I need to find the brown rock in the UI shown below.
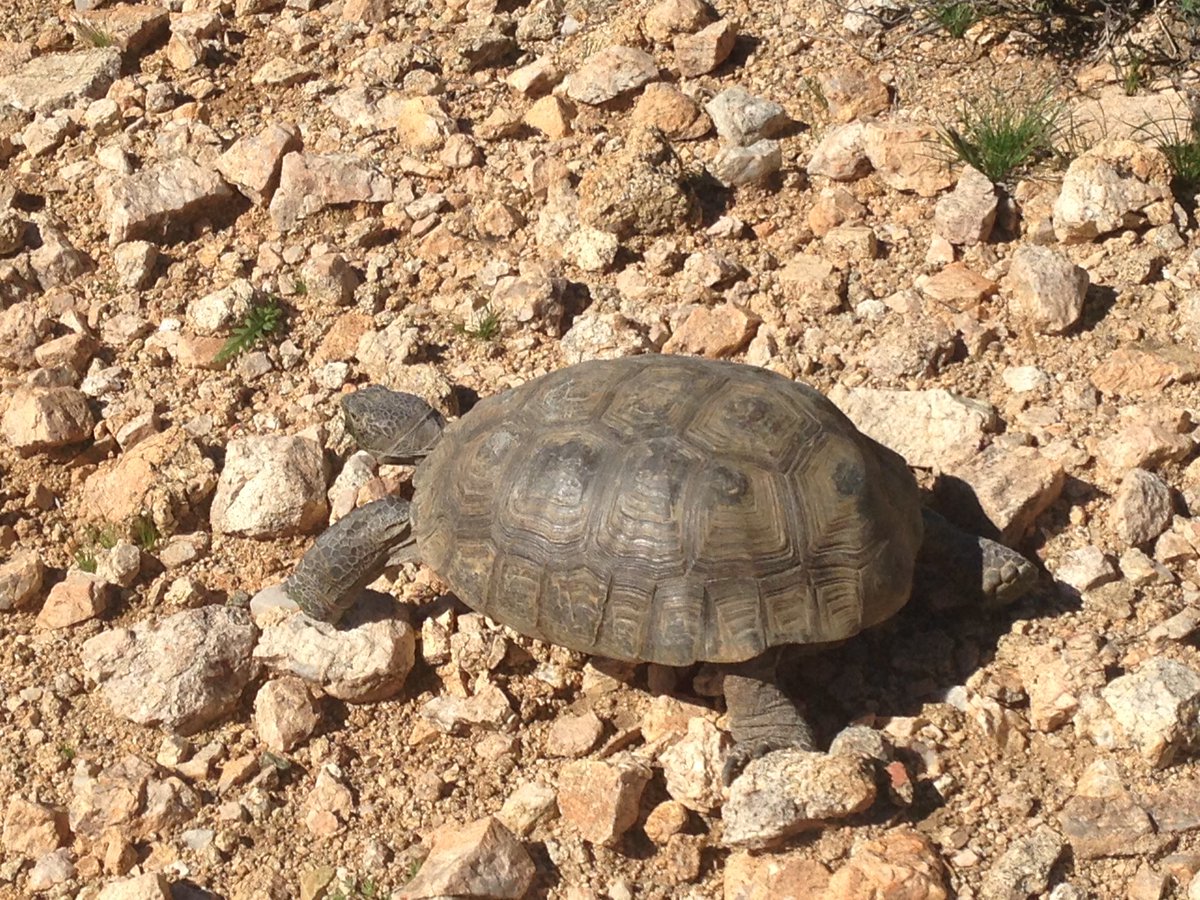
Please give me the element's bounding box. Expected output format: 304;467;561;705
1;798;69;859
545;710;604;758
643;800;690;844
566;46;658;105
920;262;997;309
315;311;374;364
724;851;832;899
778;253;846;314
936;445;1065;545
217;123;301;205
269;152;393;232
643;0;712;42
673;20;736;77
78;426;217;533
631;83;710;140
400;816;534;899
862;120;955;196
37;571;114;629
254;677;321;753
825;828;951;899
808;187;867;236
524;95;573;139
662;304;758;358
0;550;43;611
934;165;997;245
74;5;169;57
557;755;652;845
1004;244;1089;334
819;64;890;123
1060;784;1158;859
103;157;235;246
1091;344;1200;396
2;385;94;451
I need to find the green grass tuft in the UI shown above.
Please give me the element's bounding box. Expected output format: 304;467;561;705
931;1;983;37
214;298;285;366
74;547;98;573
131;514;160;552
1144;117;1200;198
72;21;116;48
937;86;1065;183
454;304;502;342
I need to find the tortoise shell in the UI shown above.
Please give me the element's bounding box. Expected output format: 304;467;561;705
412;355;923;666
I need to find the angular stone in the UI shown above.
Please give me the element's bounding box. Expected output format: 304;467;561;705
1059;763;1158;859
96;873;172;900
1004;245;1089;334
565;46;658;105
577;127;693;238
1103;658;1200;767
497;781;558;837
37;571;113;629
829;386;995;469
724;850;832;899
658;716;729;814
217;123;301;205
269;152;393;231
400;817;534;900
28;848;75;891
807;121;870;181
980;824;1066;899
818;63;890;123
936;445;1065;545
76;6;170;57
673;19;736;77
545;711;604;758
631;83;709;140
662;304;757;358
1054;546;1118;593
421;682;516;734
557;755;652;845
643;0;712;41
709;140;782;187
934;166;997;245
705;87;789;147
1;798;68;859
1092;344;1200;397
1111;468;1173;546
920;263;997;308
778;253;846;314
78;427;217;535
254;677;321;753
825;828;950;898
2;385;94;452
0;550;43;611
104;158;235;246
1054;140;1173;243
80;606;259;735
723;749;876;848
210;433;329;538
862;120;955;196
0;49;121;114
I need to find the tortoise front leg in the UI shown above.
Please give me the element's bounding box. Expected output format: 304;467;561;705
721;648;815;784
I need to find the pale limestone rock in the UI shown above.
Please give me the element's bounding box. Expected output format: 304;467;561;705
210;433;329;538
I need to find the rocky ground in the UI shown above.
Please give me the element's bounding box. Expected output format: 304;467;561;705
3;0;1200;897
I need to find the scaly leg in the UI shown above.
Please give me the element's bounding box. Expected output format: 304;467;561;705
721;648;815;784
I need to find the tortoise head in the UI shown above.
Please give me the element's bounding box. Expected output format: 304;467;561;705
342;385;446;465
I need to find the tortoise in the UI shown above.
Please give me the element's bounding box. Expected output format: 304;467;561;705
285;354;1035;777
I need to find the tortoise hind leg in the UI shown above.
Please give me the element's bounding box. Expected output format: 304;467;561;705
721;648;816;784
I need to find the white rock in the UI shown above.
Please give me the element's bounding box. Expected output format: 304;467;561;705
1111;468;1173;547
1103;658;1200;767
658;716;729;814
210;433;330;538
80;606;259;735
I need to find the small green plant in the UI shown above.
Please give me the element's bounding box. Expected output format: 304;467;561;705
214;298;285;366
1121;48;1146;96
58;744;76;761
801;74;829;114
1147;117;1200;198
72;20;116;48
131;514;160;552
83;522;120;551
74;547;98;574
292;278;308;296
1177;0;1200;20
329;878;382;900
454;304;502;342
937;86;1065;183
931;0;982;37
